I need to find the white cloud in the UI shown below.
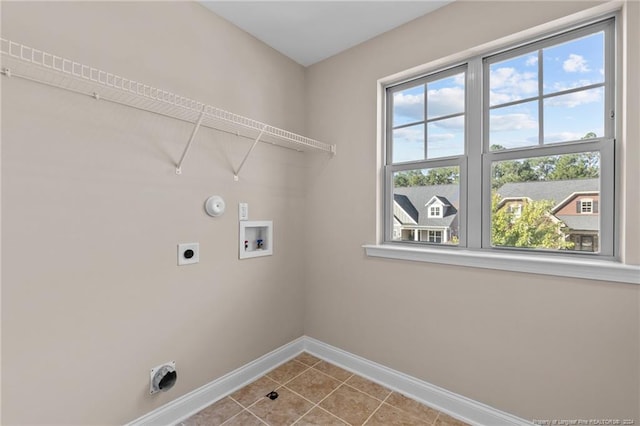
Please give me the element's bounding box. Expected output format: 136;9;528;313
427;133;454;143
489;67;538;105
546;88;602;108
426;87;465;118
429;115;464;130
525;55;538;66
551;79;595;92
393;92;423;122
563;54;590;73
543;132;588;143
490;113;537;132
393;126;423;144
453;73;465;86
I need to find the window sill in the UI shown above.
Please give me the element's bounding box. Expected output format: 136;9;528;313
362;244;640;285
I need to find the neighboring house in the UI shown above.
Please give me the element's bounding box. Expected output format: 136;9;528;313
497;179;599;252
393;178;599;251
393;184;459;243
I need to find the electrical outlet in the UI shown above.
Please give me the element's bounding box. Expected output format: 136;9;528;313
239;203;249;221
177;243;199;265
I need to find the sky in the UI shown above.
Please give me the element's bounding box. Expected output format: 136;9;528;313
391;31;605;164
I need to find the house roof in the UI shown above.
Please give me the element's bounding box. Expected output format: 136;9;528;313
556;215;600;231
393;194;419;223
497;179;599;205
427;195;451;207
394;185;459;227
393;179;600;232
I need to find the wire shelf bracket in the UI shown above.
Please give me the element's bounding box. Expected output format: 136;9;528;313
175;107;206;175
234;125;267;181
0;38;336;179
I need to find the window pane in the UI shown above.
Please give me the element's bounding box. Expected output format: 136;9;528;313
392;124;424;163
393;85;424;127
543;32;604;95
392;167;460;245
427;73;465;119
544;87;604;143
491;152;600;252
489;101;539;150
427;116;464;159
489;53;539;107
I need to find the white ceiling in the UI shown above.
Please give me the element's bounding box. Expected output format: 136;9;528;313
199;1;452;66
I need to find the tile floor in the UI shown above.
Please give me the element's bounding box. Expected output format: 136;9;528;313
181;352;470;426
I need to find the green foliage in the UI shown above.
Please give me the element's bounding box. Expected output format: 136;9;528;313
394;167;459;187
491;152;600;189
491;193;574;250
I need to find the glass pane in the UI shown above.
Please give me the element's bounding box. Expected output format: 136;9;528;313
392;167;460;245
491;152;600;252
427;116;464;159
489;101;539;150
543;32;604;95
393;85;424;127
544;87;604;143
392;124;424;163
427;73;465;119
489;53;539;107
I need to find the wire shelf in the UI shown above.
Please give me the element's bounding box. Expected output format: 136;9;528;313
1;38;336;172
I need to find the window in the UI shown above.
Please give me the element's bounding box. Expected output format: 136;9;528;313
428;230;443;243
580;199;594;213
385;18;615;257
507;203;522;218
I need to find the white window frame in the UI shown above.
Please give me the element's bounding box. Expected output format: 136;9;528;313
580;199;594;213
384;64;468;247
366;7;640;285
480;19;615;257
428;205;442;218
428;230;443;243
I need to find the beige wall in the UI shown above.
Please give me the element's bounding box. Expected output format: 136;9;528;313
304;0;640;422
1;2;308;424
2;1;639;425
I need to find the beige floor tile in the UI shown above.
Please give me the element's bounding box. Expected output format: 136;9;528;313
346;375;392;401
364;403;431;425
230;376;280;408
313;361;353;382
249;387;314;426
266;360;309;384
434;412;471;426
319;384;382;425
222;410;266;426
294;407;348;425
294;352;322;367
286;368;341;403
180;397;243;426
385;392;439;424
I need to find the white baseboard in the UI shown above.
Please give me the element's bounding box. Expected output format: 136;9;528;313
127;337;306;426
302;337;532;426
127;336;532;426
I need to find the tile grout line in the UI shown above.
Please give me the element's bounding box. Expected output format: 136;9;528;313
231;356;336;426
361;391;392;426
222;395;270;426
287;374;356;426
266;359;312;387
218;407;269;426
191;354;453;426
286;384;352;426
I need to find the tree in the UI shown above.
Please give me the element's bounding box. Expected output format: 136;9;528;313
394;167;459;187
491;193;574;250
546;152;599;181
490;139;599;189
